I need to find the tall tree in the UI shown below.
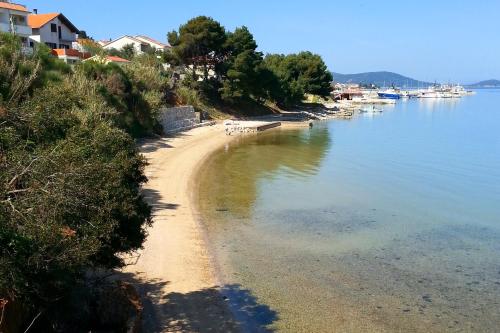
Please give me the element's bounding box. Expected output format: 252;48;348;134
220;26;264;102
168;16;227;80
293;51;333;97
263;52;333;106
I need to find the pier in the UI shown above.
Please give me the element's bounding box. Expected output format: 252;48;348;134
224;120;282;135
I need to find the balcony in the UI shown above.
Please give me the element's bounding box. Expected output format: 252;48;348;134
13;24;31;36
0;22;32;36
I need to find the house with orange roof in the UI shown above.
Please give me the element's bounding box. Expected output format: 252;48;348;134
28;11;79;49
51;48;91;64
0;1;32;46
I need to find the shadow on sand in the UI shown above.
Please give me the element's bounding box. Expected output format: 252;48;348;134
142;188;180;212
116;272;278;333
138;132;192;154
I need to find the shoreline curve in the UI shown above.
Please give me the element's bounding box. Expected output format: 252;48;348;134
122;124;240;332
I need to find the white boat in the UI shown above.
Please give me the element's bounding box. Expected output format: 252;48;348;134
440;92;454;98
419;91;440;98
418;87;441;98
450;85;467;96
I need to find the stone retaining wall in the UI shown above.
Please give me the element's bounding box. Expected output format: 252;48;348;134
158;106;198;134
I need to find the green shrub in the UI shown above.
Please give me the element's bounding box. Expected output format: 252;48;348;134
0;32;151;330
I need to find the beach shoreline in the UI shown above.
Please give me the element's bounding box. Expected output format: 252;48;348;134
121;121;312;331
121;124;241;332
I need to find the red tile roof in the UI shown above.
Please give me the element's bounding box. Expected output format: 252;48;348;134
28;13;59;28
51;48;91;59
0;2;28;12
28;13;79;32
107;56;130;63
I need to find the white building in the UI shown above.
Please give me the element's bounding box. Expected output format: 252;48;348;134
0;1;32;46
134;35;170;52
28;12;79;49
102;35;170;54
102;35;148;54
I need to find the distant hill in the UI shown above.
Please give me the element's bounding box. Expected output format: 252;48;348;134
332;71;434;88
466;79;500;88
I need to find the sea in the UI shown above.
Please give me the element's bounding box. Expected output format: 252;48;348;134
197;90;500;332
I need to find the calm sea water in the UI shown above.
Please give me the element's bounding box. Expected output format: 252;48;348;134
197;90;500;332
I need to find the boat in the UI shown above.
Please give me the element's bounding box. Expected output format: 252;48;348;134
419;91;440;98
442;92;455;98
418;87;441;98
378;89;401;99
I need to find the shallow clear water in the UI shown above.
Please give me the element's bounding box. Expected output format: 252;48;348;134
197;90;500;332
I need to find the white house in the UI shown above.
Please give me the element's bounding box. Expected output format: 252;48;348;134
102;35;148;54
0;1;32;46
28;12;79;49
134;35;170;52
102;35;170;54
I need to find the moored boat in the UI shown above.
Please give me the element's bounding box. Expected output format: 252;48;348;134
378;89;401;99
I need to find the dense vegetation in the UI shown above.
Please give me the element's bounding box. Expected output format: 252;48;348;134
77;55;168;136
0;33;153;331
168;16;333;108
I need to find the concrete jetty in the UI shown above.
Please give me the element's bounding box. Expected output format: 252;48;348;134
223;120;282;135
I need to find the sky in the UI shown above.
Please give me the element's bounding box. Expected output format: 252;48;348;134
21;0;500;83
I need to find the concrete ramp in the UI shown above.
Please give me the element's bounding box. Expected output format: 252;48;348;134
223;120;281;135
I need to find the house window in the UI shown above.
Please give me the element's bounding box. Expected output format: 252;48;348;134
45;42;57;49
51;23;57;32
32;28;40;34
58;26;62;39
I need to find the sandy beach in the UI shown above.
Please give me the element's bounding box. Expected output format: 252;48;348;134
121;124;240;332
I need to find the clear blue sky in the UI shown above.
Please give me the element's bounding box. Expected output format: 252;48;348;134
21;0;500;83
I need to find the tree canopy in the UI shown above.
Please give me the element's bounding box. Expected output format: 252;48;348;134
168;16;227;80
220;26;264;102
168;16;333;107
262;52;333;106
